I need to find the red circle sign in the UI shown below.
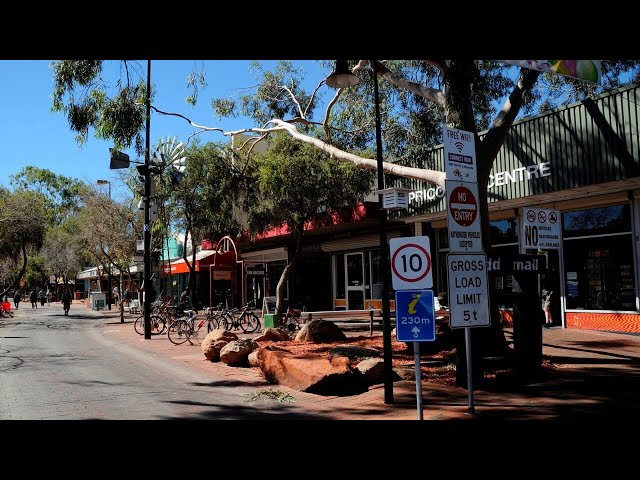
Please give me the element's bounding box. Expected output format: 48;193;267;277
449;186;477;227
391;243;431;283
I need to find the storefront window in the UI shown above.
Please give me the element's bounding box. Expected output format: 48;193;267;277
563;205;636;311
490;218;519;245
563;204;630;237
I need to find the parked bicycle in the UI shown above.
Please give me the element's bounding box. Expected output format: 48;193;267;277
281;306;303;334
215;301;261;334
167;310;209;345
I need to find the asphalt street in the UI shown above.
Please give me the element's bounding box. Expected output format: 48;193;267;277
0;301;330;420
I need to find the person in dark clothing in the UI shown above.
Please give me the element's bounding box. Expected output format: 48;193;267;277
30;289;38;309
13;291;21;309
61;289;72;316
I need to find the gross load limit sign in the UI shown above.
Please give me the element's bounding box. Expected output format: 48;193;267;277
446;253;490;328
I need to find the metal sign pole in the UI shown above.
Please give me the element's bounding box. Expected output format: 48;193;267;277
465;327;475;413
413;341;424;420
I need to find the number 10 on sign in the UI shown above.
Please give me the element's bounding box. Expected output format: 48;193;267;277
389;236;433;290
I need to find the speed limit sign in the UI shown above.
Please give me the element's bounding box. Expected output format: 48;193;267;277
389;236;433;290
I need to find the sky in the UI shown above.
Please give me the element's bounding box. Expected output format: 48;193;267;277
0;60;330;199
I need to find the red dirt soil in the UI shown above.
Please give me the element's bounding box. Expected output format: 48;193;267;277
256;335;460;386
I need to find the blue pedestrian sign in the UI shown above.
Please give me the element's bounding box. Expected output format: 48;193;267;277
395;290;436;342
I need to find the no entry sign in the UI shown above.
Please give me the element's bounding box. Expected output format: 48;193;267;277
389;236;433;290
445;180;482;253
449;184;477;226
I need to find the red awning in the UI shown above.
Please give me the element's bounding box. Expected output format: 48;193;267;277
161;249;237;275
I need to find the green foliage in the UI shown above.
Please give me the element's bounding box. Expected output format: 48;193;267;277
243;388;296;403
24;255;47;289
0;188;47;258
245;133;374;236
51;60;148;155
9;166;87;225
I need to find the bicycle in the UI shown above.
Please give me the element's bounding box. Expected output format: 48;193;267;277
281;306;303;334
133;313;167;336
221;301;261;334
167;310;211;345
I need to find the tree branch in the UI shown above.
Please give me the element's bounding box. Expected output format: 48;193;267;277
281;84;304;118
303;80;325;118
152;108;446;187
423;59;446;73
371;60;445;106
323;88;343;143
481;68;541;170
269;119;446;187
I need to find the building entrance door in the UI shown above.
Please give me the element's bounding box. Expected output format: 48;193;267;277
346;252;365;310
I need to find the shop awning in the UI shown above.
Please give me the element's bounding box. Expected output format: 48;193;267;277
161;249;237;275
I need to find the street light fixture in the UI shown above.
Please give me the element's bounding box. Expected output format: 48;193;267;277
326;59;394;404
96;179;111;199
325;60;360;88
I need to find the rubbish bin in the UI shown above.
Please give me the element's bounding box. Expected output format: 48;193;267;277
91;292;106;311
263;314;278;329
75;292;83;301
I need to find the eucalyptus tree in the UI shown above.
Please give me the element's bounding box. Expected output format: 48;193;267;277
39;220;86;298
0;187;47;298
152;140;240;306
10;166;88;226
75;185;139;307
244;133;374;318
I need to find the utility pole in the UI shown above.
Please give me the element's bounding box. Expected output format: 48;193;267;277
143;59;152;339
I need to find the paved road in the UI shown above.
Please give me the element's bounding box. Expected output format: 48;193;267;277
0;302;329;420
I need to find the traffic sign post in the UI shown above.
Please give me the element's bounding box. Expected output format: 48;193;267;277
520;207;562;252
390;237;434;421
445;180;483;253
447;252;490;415
395;289;435;422
446;253;490;328
394;290;436;342
443;126;477;182
389;236;433;290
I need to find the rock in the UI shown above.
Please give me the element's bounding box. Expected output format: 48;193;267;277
294;319;346;343
258;346;368;396
220;339;258;367
247;350;260;367
254;327;291;343
201;329;238;362
357;358;401;385
328;345;381;362
393;367;418;381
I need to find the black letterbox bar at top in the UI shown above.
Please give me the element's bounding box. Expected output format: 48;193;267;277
485;254;546;274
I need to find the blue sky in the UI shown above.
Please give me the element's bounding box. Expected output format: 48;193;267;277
0;60;329;198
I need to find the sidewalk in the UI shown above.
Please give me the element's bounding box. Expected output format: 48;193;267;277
77;304;640;420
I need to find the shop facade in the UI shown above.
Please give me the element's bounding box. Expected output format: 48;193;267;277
212;84;640;333
394;84;640;332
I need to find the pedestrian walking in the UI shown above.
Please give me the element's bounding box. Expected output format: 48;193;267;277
61;289;72;316
30;289;38;309
46;289;52;306
13;291;21;309
39;288;46;307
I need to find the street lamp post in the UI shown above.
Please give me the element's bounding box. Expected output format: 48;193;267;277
326;60;394;404
143;59;152;340
96;179;113;311
372;60;394;405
